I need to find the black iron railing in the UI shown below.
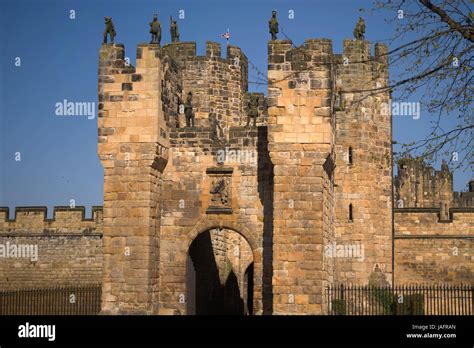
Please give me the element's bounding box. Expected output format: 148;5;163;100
0;284;101;315
327;284;473;315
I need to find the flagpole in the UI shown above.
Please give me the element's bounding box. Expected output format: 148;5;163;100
221;28;230;47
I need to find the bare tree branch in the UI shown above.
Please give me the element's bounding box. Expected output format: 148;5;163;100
418;0;474;42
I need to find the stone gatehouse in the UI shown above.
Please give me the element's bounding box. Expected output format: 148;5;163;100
0;35;472;315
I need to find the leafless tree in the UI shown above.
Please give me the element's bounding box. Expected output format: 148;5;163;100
368;0;473;174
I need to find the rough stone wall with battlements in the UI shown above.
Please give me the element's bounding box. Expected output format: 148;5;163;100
393;159;473;285
395;159;453;213
0;207;103;288
395;158;473;212
162;42;250;132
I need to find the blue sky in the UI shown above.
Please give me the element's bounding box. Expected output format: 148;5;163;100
0;0;471;218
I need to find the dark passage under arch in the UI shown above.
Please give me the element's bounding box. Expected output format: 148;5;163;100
186;229;254;315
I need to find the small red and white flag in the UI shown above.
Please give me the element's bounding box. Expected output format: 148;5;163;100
221;28;230;43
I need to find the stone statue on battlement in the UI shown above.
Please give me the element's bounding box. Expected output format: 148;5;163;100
269;10;279;41
441;160;450;173
150;14;162;45
170;16;180;43
103;17;116;44
247;95;259;127
334;88;345;111
353;17;366;40
184;92;195;127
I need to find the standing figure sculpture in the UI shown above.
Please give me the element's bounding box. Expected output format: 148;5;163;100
149;14;161;45
353;17;366;40
269;10;279;40
247;95;259;127
334;88;345;111
103;17;116;44
184;92;195;127
170;16;180;42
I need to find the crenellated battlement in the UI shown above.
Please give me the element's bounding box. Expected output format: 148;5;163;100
162;41;197;59
454;181;474;207
99;41;250;151
0;206;103;234
163;41;249;129
268;39;388;69
161;41;248;65
0;206;103;288
395;157;473;220
395;158;453;210
267;38;389;121
394;207;474;237
394;207;474;225
268;39;332;59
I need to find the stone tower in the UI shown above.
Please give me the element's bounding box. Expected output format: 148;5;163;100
332;40;393;285
267;39;336;314
267;37;392;313
98;44;171;313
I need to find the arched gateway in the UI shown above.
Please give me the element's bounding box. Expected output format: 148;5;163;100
187;228;254;315
157;217;266;315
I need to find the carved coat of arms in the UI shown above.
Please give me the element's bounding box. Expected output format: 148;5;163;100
206;167;233;214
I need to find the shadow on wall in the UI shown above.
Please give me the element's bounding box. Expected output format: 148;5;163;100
257;126;274;314
187;230;252;315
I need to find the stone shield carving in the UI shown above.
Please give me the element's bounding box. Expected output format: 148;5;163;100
206;167;233;214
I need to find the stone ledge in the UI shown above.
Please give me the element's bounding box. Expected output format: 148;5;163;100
394;234;474;240
205;207;233;214
206;166;233;175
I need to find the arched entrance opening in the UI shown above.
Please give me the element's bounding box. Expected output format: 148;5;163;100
186;228;254;315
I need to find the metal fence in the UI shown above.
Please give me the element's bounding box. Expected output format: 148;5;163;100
0;284;102;315
327;284;473;315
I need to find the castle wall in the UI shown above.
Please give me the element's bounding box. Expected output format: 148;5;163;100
394;208;474;284
333;40;393;285
0;207;103;287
